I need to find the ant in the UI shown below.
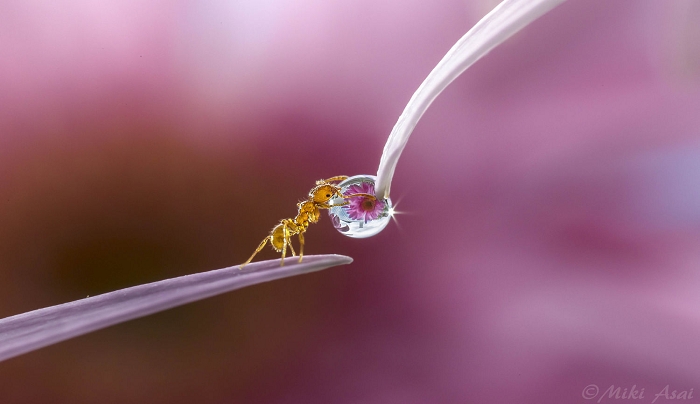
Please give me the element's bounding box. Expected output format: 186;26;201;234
241;176;376;267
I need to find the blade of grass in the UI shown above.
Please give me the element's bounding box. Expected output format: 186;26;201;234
0;254;352;362
374;0;567;198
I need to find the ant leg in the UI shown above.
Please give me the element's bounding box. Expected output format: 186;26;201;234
298;231;305;263
342;192;376;201
280;225;289;266
283;220;297;257
288;238;297;257
322;176;348;183
328;192;378;208
241;237;270;268
283;221;296;259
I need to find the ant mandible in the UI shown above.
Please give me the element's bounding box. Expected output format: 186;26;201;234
241;176;376;267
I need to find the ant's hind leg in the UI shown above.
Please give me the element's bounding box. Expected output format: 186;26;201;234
241;237;270;268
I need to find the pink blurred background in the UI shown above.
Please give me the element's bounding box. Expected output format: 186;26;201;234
1;0;700;403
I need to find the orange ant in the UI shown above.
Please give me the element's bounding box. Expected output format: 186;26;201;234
241;176;376;267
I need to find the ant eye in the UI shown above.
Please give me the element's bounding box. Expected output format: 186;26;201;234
326;194;331;198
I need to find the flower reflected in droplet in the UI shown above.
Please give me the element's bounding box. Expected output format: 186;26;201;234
343;182;386;223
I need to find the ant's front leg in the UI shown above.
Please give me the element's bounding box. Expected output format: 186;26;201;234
327;193;377;208
342;193;377;201
315;202;334;209
327;200;349;207
317;176;348;185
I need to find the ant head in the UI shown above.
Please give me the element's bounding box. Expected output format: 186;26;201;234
310;184;339;203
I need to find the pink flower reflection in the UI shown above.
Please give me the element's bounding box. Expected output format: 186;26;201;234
343;182;385;223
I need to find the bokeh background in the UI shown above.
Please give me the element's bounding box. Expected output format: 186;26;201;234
2;0;700;403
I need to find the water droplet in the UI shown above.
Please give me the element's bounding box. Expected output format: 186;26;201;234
328;175;393;238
